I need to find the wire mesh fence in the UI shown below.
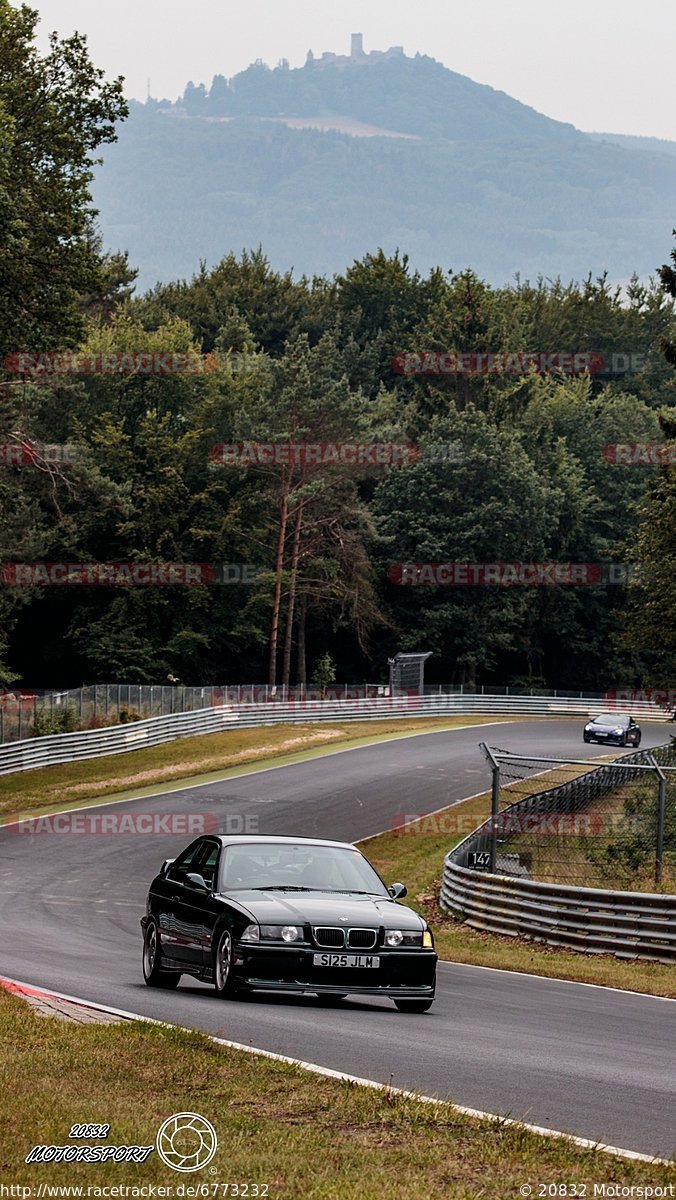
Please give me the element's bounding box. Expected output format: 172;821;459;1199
461;742;676;892
0;683;396;743
1;682;671;744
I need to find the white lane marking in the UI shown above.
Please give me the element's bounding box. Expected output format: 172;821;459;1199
0;720;516;830
0;975;668;1165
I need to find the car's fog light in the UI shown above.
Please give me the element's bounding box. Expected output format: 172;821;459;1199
281;925;302;942
385;930;404;946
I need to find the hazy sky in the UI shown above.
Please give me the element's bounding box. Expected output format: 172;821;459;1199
32;0;676;140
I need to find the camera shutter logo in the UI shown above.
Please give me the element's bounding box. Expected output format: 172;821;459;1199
156;1112;217;1172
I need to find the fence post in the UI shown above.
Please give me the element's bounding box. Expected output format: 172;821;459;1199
656;776;667;887
479;742;501;872
645;753;667;887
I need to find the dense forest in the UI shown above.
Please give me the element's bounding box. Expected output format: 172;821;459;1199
1;2;675;692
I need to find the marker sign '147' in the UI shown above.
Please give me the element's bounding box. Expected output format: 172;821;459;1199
467;851;491;870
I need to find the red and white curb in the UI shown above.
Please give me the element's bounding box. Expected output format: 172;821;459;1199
2;976;670;1166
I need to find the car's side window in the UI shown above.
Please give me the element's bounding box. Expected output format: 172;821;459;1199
167;840;205;882
195;841;220;890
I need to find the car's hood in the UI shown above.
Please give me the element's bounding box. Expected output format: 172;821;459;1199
587;721;626;732
218;889;424;930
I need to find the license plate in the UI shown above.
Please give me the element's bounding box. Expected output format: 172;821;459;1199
313;953;380;969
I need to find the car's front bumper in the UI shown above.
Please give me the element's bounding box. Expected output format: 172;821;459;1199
233;944;437;996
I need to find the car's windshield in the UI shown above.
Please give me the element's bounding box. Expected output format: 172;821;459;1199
593;714;629;726
219;843;389;896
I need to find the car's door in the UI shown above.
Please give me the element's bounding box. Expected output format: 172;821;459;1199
193;839;224;968
164;839;214;967
153;839;203;964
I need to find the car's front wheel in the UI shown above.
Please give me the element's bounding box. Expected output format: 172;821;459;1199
634;733;642;746
394;998;434;1013
143;919;180;988
213;928;241;998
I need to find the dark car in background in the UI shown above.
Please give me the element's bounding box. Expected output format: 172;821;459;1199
141;835;437;1012
583;713;641;747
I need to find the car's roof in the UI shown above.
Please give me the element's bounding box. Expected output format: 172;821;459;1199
212;835;358;850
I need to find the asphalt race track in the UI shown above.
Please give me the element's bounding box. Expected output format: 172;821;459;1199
0;719;674;1157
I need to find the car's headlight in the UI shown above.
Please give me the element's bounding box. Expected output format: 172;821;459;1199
422;930;434;949
259;924;304;942
614;728;624;736
240;924;260;942
384;929;425;947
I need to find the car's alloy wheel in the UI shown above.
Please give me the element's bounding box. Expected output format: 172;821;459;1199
214;929;240;998
143;920;180;988
394;998;434;1013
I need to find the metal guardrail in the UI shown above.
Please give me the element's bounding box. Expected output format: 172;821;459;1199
0;691;671;777
440;743;676;961
440;868;676;961
0;681;672;744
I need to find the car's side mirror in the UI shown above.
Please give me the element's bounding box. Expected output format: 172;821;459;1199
388;882;407;900
160;858;175;877
186;872;209;891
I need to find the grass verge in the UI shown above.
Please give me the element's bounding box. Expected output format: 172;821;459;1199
361;797;676;997
0;715;510;821
0;987;672;1196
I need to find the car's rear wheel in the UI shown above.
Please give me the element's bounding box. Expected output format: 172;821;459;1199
143;919;181;988
214;928;241;998
394;998;434;1013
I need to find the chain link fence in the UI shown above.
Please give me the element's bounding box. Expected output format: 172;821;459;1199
0;683;396;742
459;742;676;892
1;683;671;744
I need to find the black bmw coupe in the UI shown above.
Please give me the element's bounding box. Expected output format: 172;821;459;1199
141;835;437;1011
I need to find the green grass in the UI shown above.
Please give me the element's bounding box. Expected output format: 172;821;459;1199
361;799;676;997
1;988;672;1196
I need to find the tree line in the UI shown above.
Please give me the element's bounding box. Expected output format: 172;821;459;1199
1;2;674;690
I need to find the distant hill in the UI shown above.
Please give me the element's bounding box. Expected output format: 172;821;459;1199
588;131;676;158
92;47;676;291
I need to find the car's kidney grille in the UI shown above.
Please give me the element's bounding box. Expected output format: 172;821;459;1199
347;928;377;949
313;927;345;948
